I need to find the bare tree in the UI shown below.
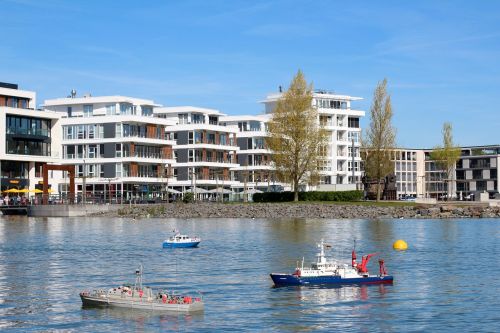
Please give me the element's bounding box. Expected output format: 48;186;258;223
362;78;396;201
266;70;327;201
430;122;460;200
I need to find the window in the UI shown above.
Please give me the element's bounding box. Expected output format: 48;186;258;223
87;164;95;178
87;145;96;158
188;132;194;144
194;131;203;144
65;126;74;140
116;123;122;138
192;114;204;124
116;163;122;177
348;117;359;128
209;116;218;125
207;133;215;144
179;113;188;124
220;134;227;145
88;125;95;139
83;105;93;117
77;125;84;139
119;103;133;115
115;144;122;157
238;122;247;131
67;107;72;118
106;104;116;115
348;131;360;143
142;106;152;116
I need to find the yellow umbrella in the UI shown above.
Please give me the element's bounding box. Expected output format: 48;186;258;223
30;189;53;193
18;189;30;193
3;188;19;193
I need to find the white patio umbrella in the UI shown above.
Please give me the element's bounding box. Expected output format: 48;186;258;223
186;187;209;194
208;188;233;194
246;188;263;194
166;188;181;194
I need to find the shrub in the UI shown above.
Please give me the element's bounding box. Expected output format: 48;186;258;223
183;192;194;203
253;190;363;202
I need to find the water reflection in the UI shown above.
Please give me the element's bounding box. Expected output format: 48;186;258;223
81;306;204;331
0;217;498;332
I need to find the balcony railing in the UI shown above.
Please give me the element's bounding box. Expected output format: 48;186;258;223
190;157;236;164
123;133;170;140
7;148;51;156
7;127;50;137
122;151;173;159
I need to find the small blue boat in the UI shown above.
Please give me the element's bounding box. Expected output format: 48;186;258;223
162;232;201;248
270;240;393;287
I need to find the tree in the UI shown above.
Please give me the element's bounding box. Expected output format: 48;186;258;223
430;122;460;200
266;70;327;201
362;78;396;201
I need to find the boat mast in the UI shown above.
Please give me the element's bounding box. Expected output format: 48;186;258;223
135;264;143;292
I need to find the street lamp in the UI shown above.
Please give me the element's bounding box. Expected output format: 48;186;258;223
104;178;116;204
191;169;196;201
82;158;86;205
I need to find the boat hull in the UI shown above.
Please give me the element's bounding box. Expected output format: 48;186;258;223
270;273;394;287
80;294;204;312
162;241;200;248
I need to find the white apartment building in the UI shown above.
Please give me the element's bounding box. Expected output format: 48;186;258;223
154;106;240;194
262;90;365;191
220;114;288;192
43;94;176;202
0;82;61;196
392;149;426;199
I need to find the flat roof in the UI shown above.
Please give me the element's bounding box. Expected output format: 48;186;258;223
43;95;159;107
154;106;225;116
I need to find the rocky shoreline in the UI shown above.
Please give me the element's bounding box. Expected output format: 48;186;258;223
91;202;500;219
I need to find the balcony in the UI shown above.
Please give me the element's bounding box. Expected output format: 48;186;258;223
189;157;236;164
7;127;50;138
7;148;51;156
122;151;173;160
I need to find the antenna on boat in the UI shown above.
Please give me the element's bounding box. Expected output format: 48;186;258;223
135;264;143;291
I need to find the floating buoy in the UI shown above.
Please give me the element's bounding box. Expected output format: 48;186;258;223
393;239;408;251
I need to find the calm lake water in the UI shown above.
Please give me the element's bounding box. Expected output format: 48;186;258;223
0;216;498;332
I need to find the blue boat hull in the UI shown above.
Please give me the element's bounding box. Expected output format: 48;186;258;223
162;241;200;248
270;273;393;287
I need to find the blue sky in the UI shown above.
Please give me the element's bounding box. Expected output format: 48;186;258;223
1;0;500;148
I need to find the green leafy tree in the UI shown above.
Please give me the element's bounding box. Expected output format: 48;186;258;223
266;70;327;201
430;122;461;199
362;78;397;201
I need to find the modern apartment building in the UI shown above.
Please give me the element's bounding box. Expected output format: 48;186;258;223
0;82;61;194
220;114;286;192
43;94;176;202
262;90;365;191
391;149;426;199
154;106;240;193
455;145;499;198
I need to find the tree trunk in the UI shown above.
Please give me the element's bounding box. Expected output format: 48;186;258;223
376;179;381;202
294;178;299;202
